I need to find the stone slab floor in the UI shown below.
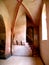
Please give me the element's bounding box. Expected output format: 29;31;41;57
0;56;43;65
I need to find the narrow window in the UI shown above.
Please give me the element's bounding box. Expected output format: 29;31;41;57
42;3;47;40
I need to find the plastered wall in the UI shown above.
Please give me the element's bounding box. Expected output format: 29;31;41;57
0;1;11;55
39;1;49;65
13;5;26;44
0;0;26;56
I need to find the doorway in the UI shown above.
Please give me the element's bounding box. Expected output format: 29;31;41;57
26;26;34;46
0;15;6;58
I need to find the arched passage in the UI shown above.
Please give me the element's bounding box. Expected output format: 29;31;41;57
0;15;6;58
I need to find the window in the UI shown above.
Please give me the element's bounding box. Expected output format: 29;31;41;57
42;3;47;40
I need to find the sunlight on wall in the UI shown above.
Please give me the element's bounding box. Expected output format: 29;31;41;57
42;3;47;40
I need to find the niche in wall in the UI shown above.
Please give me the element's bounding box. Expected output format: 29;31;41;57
0;15;6;56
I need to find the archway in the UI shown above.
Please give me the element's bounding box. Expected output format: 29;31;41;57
26;15;40;56
0;15;6;58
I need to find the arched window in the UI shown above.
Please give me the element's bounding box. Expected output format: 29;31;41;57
42;3;47;40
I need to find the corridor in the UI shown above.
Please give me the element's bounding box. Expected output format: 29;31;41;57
0;0;49;65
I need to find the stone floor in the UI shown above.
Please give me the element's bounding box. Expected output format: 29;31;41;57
12;43;32;56
0;56;43;65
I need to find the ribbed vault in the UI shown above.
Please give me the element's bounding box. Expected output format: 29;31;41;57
11;0;43;32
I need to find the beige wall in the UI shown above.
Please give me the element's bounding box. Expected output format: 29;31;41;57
0;1;11;55
23;0;42;25
39;20;49;65
39;1;49;65
34;27;39;47
0;0;26;56
3;0;18;22
3;0;26;44
13;5;26;44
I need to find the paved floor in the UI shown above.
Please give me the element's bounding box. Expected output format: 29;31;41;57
12;43;32;56
0;56;43;65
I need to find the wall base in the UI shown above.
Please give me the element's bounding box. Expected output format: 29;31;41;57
0;53;11;59
40;56;45;65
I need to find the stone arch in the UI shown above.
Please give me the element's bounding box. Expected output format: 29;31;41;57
0;14;6;57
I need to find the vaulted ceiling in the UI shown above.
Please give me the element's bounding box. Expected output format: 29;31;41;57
3;0;43;30
22;0;42;25
16;0;43;26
